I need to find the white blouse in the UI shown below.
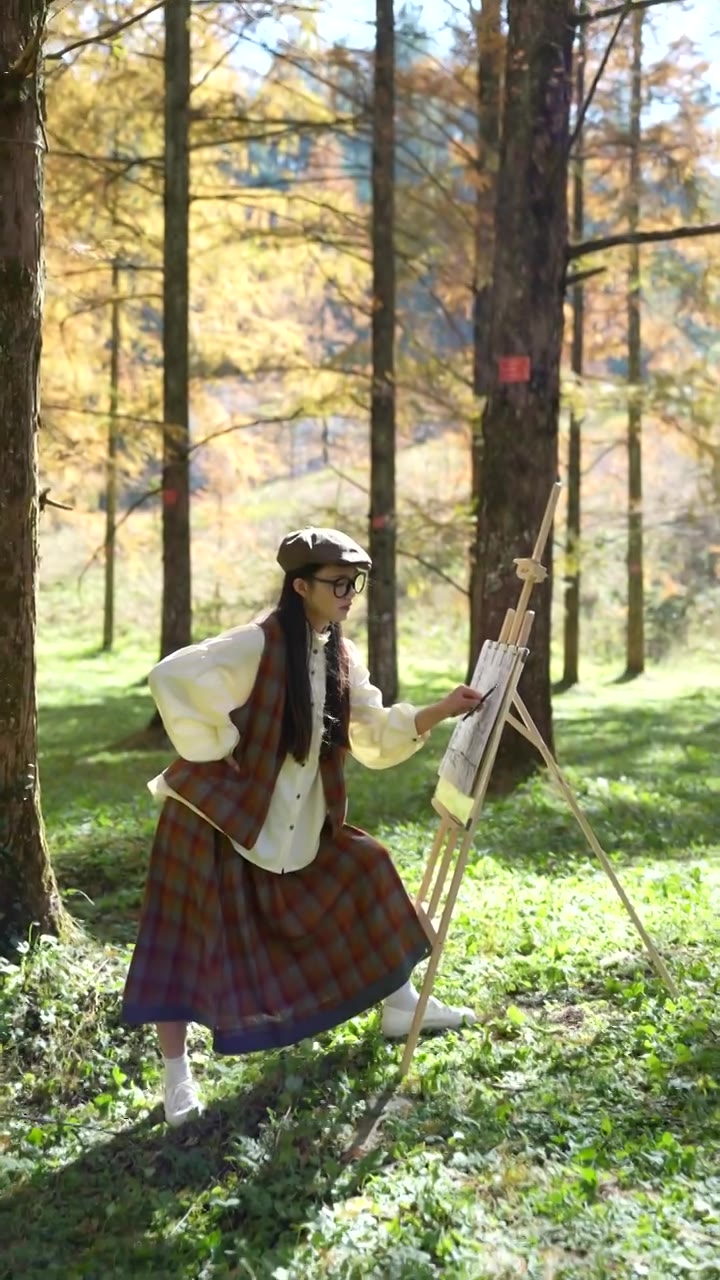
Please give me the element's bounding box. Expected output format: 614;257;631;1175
147;622;428;874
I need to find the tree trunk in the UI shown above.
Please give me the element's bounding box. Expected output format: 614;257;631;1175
160;0;191;661
625;9;645;677
468;0;502;677
367;0;397;703
562;13;586;689
102;257;121;653
0;1;64;950
475;0;574;780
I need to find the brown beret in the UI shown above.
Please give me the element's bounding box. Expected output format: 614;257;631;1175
277;526;372;574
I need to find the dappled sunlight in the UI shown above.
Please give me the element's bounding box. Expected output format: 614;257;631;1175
2;622;716;1275
3;0;720;1272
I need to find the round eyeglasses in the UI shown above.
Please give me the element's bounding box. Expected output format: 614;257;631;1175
309;571;367;599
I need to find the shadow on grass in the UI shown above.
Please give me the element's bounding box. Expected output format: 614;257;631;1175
2;1001;719;1280
42;681;720;948
40;687;157;754
40;693;170;820
555;690;720;777
0;1038;486;1280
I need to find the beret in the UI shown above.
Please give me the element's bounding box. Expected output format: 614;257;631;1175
277;526;372;574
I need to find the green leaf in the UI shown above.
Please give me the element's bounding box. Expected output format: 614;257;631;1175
505;1005;526;1026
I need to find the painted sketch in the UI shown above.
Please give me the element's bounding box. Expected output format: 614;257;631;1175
434;640;527;823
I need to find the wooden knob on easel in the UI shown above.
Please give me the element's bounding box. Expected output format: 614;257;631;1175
513;557;548;584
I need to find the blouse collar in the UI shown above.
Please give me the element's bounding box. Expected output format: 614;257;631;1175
307;623;331;648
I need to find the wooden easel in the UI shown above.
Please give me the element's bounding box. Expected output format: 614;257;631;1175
400;481;677;1078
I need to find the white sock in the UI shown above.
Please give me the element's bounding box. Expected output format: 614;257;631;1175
163;1052;191;1089
383;979;419;1012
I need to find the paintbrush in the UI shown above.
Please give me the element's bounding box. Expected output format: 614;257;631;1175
461;684;497;721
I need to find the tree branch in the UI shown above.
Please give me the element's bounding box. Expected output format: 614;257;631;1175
78;485;163;584
565;266;606;288
569;0;630;153
46;1;165;61
396;547;469;597
44;402;163;428
568;222;720;259
326;464;468;595
39;487;73;514
190;409;305;453
573;0;683;24
76;410;310;583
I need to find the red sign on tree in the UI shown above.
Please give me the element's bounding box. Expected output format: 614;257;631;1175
498;355;531;384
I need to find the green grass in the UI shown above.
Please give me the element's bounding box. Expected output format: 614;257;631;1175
2;620;720;1278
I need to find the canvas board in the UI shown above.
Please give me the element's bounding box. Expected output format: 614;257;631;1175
434;641;527;823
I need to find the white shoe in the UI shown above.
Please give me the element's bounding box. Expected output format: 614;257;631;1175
164;1077;204;1127
381;994;477;1039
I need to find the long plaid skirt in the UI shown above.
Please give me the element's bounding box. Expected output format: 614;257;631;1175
122;799;432;1054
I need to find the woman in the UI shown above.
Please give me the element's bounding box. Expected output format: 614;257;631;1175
123;526;482;1126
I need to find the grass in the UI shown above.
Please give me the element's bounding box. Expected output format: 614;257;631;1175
2;613;720;1278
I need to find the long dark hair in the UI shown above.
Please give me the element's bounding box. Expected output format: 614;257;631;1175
276;568;350;763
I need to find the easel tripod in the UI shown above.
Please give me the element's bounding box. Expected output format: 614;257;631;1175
400;482;676;1078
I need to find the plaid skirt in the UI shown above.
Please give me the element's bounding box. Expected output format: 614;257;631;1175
122;799;432;1054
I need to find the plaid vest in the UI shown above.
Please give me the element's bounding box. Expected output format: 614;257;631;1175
162;612;349;848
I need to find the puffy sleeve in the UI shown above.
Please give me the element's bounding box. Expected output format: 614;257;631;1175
148;623;264;761
346;639;429;770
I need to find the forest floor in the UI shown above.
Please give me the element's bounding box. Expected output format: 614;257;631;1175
2;622;720;1279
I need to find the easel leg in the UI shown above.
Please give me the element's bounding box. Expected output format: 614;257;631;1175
400;655;528;1078
415;818;449;908
509;694;677;996
427;828;460;917
400;830;475;1078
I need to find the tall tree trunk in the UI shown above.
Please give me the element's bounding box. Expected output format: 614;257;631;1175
475;0;574;780
367;0;397;703
0;1;64;949
102;256;120;653
625;9;645;677
562;12;586;689
160;0;191;661
468;0;502;677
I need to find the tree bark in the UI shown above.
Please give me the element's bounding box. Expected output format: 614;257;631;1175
468;0;502;678
562;12;586;690
475;0;575;779
0;0;64;949
368;0;397;702
160;0;191;661
625;8;645;676
103;257;120;653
